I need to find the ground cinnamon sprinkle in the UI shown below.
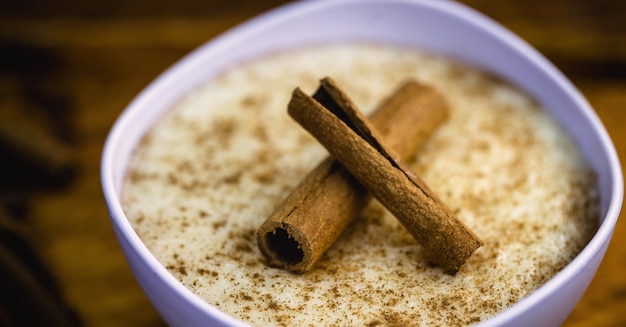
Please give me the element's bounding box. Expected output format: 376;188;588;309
122;44;598;326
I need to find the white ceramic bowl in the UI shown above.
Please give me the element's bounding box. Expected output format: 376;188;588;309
101;0;623;326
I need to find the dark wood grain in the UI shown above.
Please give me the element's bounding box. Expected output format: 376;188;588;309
0;0;623;326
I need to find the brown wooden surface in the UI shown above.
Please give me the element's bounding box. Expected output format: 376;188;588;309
0;0;624;326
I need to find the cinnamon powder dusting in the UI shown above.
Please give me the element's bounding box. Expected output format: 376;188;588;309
121;45;598;326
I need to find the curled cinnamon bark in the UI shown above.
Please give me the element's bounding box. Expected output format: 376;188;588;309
257;79;454;273
285;77;482;274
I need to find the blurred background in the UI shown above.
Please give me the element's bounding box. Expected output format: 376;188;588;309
0;0;624;326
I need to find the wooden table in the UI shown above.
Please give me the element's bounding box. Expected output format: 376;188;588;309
0;0;623;326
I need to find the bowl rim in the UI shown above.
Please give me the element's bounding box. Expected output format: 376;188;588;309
101;0;624;326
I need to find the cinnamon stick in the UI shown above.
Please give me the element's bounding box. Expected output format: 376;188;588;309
287;77;482;274
257;80;450;273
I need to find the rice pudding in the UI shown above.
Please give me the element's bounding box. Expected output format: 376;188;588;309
121;44;598;326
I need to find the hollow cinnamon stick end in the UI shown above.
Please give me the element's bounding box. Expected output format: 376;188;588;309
257;221;314;274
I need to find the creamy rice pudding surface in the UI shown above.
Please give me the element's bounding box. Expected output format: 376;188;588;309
121;45;598;326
